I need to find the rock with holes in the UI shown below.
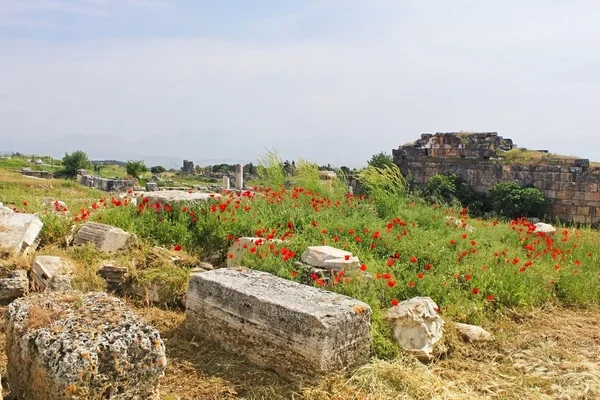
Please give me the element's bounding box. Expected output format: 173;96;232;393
226;237;282;267
300;246;360;271
185;267;372;378
0;269;29;304
385;297;445;361
0;210;43;257
455;323;492;342
73;222;131;253
4;291;166;400
31;256;74;291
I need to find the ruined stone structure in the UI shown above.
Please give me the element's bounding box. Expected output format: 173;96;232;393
393;132;600;225
182;160;194;175
77;173;135;192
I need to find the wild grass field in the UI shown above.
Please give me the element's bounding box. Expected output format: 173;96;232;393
1;157;600;399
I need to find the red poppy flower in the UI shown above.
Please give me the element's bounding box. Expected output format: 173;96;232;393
344;255;350;261
417;272;424;279
359;264;367;271
290;271;297;278
387;280;396;288
408;281;415;288
391;299;399;306
410;256;417;263
173;245;182;251
425;264;432;270
472;288;479;295
487;294;494;302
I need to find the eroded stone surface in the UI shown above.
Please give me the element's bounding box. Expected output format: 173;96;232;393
185;267;372;378
73;222;131;253
5;291;166;400
385;297;445;361
0;269;29;304
0;211;43;256
97;264;129;291
301;246;360;271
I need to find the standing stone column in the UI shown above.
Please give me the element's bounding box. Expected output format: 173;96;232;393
235;164;244;190
222;176;230;190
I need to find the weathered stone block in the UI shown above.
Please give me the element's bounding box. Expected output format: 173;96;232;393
0;211;43;256
301;246;360;271
185;268;372;378
31;256;74;291
5;291;166;400
0;270;29;304
585;192;600;202
571;191;585;201
73;222;131;253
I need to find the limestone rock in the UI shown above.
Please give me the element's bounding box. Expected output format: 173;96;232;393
301;245;360;271
185;267;372;378
73;222;131;253
5;291;166;400
0;270;29;304
0;211;43;256
31;256;74;291
226;237;282;267
42;197;69;213
534;222;556;233
455;323;492;342
385;297;445;361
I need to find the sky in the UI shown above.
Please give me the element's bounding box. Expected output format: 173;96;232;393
1;0;599;168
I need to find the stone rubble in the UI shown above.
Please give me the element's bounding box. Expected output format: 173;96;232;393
5;291;166;400
385;297;445;361
534;222;557;233
97;264;129;291
185;267;372;378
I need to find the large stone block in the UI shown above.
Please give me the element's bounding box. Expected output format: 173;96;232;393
73;222;131;253
5;291;166;400
31;256;74;291
0;270;29;304
185;268;372;378
0;211;43;256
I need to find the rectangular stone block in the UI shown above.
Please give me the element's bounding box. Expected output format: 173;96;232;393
556;191;568;200
571;191;585;201
587;183;598;192
31;256;74;290
577;207;591;216
185;268;372;378
585;192;600;202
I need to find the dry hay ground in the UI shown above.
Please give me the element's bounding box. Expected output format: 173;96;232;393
0;304;598;399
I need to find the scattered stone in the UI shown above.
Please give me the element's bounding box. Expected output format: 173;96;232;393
226;237;282;267
185;267;372;378
0;202;13;214
97;264;129;291
31;256;74;291
534;222;556;233
385;297;445;361
73;222;132;253
0;211;43;257
300;245;360;271
0;270;29;304
146;182;158;192
5;291;166;400
455;323;492;342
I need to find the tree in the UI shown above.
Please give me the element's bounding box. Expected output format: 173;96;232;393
125;160;148;179
367;152;394;169
150;165;166;175
62;150;90;178
490;182;547;218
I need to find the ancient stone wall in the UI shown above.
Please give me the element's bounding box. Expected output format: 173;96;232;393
393;133;600;225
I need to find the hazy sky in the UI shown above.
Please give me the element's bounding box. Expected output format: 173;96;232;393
1;0;599;167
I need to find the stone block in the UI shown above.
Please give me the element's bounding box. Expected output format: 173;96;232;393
0;211;43;256
455;323;492;342
185;268;372;378
5;291;166;400
301;246;361;271
587;183;598;192
577;207;591;216
0;270;29;304
226;237;282;267
97;264;129;291
31;256;74;291
73;222;131;253
555;191;568;200
571;191;585;201
585;192;600;202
